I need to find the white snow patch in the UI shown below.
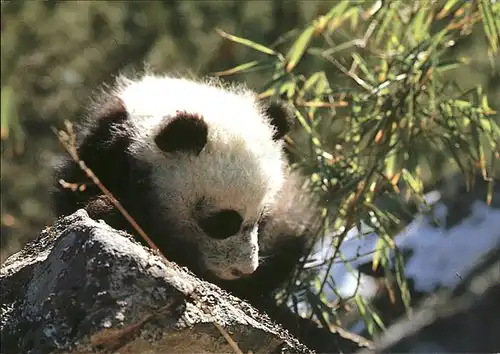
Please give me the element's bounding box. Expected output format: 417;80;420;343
290;190;500;318
399;200;500;291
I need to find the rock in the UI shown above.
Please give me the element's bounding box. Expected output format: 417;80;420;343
0;209;312;354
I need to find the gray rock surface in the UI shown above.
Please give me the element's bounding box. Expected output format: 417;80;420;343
0;210;312;354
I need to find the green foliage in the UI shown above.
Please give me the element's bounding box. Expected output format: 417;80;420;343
217;0;499;337
1;0;498;341
478;0;500;55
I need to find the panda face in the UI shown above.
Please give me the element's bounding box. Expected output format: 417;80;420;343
195;212;261;280
148;114;272;279
191;197;267;279
111;74;293;280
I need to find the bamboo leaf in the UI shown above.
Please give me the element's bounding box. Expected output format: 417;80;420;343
285;0;351;72
437;0;461;20
401;169;423;194
285;26;316;72
487;178;494;206
411;4;431;43
302;72;327;95
371;236;386;273
471;120;487;177
352;52;377;84
1;86;13;140
434;59;465;73
394;248;412;312
214;61;262;76
257;73;289;99
216;28;280;56
307;290;331;329
280;80;297;99
374;3;397;46
478;0;499;53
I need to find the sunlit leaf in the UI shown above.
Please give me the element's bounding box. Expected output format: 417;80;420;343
471;120;487;177
257;73;289;99
216;28;280;56
352;53;377;84
371;236;386;273
1;86;13;140
401;169;423;194
214;61;261;76
437;0;461;20
487;178;494;206
285;0;351;72
411;4;431;43
477;0;499;53
434;59;465;73
374;3;397;47
285;26;316;72
301;71;328;97
394;248;412;312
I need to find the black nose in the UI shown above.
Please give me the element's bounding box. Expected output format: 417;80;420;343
231;268;244;277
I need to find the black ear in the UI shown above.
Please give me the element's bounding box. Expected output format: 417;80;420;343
81;96;130;152
94;96;129;125
155;111;208;155
263;100;295;140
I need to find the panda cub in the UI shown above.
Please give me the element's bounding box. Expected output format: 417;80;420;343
52;73;317;305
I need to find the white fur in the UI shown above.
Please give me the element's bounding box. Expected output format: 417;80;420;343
112;74;286;280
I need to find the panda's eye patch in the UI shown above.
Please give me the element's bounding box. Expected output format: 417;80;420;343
199;209;243;240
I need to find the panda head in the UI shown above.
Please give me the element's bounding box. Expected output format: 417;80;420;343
111;74;294;280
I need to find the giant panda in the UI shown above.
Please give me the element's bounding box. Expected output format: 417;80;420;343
51;73;319;309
